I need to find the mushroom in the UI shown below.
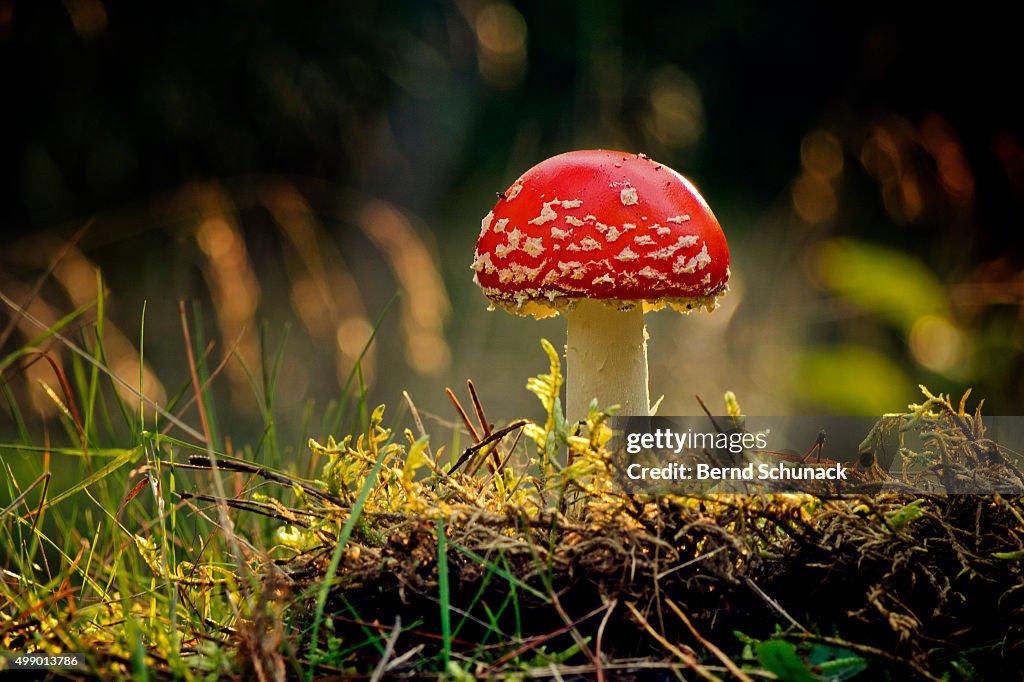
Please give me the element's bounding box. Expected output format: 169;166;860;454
472;150;730;421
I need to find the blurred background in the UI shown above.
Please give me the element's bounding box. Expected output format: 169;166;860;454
2;0;1024;450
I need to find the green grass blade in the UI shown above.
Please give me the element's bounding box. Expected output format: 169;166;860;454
0;293;96;373
43;446;140;509
448;542;548;601
437;514;452;668
304;437;389;682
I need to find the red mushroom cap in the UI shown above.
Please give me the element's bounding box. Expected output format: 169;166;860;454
472;150;730;318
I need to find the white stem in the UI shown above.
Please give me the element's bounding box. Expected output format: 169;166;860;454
565;300;649;422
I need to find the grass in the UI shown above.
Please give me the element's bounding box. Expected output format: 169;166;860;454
3;281;1024;681
0;278;382;678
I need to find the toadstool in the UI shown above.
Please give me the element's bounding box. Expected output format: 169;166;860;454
472;150;730;420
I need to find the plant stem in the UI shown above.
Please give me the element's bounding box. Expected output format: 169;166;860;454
565;300;649;421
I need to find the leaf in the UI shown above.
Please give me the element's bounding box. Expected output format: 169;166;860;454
402;435;429;483
526;338;563;433
992;549;1024;560
885;499;926;532
813;238;948;332
756;640;821;682
794;345;916;415
133;533;164;575
807;644;867;681
45;446;140;509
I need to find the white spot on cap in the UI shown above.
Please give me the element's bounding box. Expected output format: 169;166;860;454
694;244;712;269
666;215;691;223
558;260;586;279
638;266;664;279
506;181;523;201
523;236;545;258
550;226;570;239
503;260;547;283
579;236;601;251
650;235;699;260
672;244;712;274
615;246;640;262
479;211;494;238
471;251;496;274
560;199;583;209
494;217;509;233
529;202;558;226
634;235;655;246
593;274;615;286
655;225;672;235
564;216;584;227
620;186;639;206
494;228;524;259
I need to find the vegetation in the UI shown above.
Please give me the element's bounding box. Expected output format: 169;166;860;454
3;302;1023;680
3;4;1023;680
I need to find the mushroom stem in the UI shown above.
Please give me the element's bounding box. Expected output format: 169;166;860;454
565;300;650;422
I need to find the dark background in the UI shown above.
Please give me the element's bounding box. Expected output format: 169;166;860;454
3;1;1023;449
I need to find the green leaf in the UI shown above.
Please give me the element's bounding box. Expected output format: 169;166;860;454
45;446;141;508
813;238;948;332
885;499;926;532
757;640;821;682
794;345;916;415
403;435;429;482
807;644;867;681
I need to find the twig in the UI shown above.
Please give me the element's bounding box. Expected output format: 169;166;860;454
657;545;726;580
176;491;324;527
383;644;424;673
665;598;755;682
446;420;527;475
547;585;600;669
625;601;724;682
481;426;525;491
468;379;501;472
402;390;433;461
181;455;346;507
369;616;401;682
744;577;808;633
446;387;481;442
467;380;492;438
595;598;617;682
